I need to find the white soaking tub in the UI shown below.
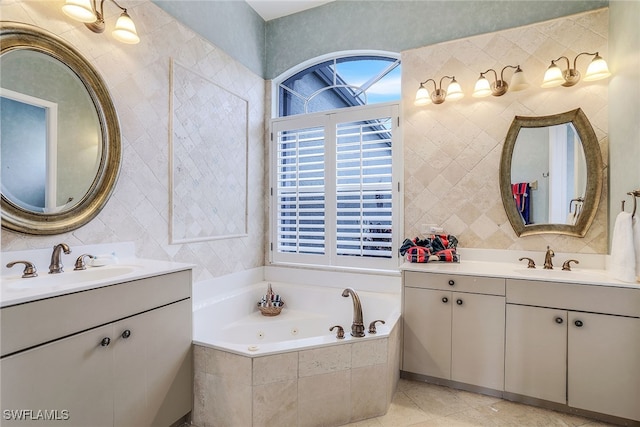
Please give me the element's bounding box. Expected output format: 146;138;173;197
191;278;401;427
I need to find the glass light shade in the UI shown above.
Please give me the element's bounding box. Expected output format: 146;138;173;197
414;85;431;106
509;69;530;92
112;12;140;44
446;79;464;101
472;76;492;98
541;63;565;88
62;0;96;23
583;55;611;81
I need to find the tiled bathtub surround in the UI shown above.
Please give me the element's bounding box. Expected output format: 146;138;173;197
192;322;401;427
402;8;609;254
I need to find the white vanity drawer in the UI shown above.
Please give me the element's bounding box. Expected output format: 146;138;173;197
506;279;640;318
404;271;505;296
1;269;191;357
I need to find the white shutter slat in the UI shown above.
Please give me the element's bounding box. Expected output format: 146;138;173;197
276;126;326;255
335;117;393;259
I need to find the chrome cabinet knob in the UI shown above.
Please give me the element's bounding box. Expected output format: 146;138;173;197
100;337;111;347
121;329;131;339
456;299;463;305
555;317;564;324
442;297;449;303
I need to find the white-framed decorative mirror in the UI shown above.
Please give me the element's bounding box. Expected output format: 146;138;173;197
0;22;121;235
499;108;603;237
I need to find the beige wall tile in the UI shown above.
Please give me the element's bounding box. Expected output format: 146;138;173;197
253;352;298;385
298;370;351;427
402;9;608;254
204;373;252;427
352;338;388;368
253;379;298;427
351;364;389;421
0;0;266;281
299;344;351;377
204;348;252;385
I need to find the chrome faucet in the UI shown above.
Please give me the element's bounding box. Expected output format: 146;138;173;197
49;243;71;274
544;246;554;270
341;287;365;337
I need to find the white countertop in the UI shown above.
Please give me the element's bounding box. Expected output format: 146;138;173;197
0;257;194;308
401;261;639;289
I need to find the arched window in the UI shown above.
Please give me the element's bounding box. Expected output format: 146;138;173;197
270;52;402;270
275;52;401;117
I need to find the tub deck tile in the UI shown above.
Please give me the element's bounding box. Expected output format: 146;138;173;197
299;344;351;377
298;370;351;427
253;379;298;427
253;353;298;385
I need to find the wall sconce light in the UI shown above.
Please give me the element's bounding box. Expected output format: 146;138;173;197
62;0;140;44
541;52;610;88
414;76;464;106
472;65;529;97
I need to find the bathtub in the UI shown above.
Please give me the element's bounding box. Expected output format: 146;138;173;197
193;281;400;356
192;278;402;426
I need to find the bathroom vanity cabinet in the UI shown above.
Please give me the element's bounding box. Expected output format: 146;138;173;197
505;278;640;422
0;269;192;427
402;266;640;424
402;271;506;392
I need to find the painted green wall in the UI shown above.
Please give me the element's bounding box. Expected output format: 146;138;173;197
152;0;266;77
608;0;640;245
266;0;608;79
153;0;607;80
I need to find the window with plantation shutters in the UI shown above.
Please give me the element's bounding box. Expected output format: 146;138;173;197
271;104;400;269
276;125;326;255
336;117;393;259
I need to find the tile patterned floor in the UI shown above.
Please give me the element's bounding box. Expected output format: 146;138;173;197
342;379;618;427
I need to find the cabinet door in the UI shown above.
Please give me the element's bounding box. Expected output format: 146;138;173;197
0;324;114;427
113;300;192;427
403;287;451;378
568;312;640;421
505;304;567;403
451;292;505;390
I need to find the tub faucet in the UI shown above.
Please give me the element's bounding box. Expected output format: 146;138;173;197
49;243;71;274
341;287;365;337
544;246;554;270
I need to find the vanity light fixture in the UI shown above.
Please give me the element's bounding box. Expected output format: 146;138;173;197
62;0;140;44
541;52;610;88
414;75;464;106
472;65;529;98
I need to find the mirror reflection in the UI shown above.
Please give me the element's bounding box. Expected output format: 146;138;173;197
1;22;121;235
510;123;587;226
0;49;101;214
500;108;602;238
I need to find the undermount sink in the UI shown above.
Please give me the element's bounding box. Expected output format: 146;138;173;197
3;265;140;291
512;267;608;283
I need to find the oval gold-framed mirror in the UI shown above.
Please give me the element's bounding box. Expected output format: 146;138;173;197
0;22;121;235
499;108;603;237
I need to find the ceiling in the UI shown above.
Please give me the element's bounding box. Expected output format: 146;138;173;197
246;0;335;21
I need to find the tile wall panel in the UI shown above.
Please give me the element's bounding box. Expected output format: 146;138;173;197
402;8;608;253
0;0;266;281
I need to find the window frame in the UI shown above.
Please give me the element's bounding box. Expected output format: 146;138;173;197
269;102;403;271
271;50;401;119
